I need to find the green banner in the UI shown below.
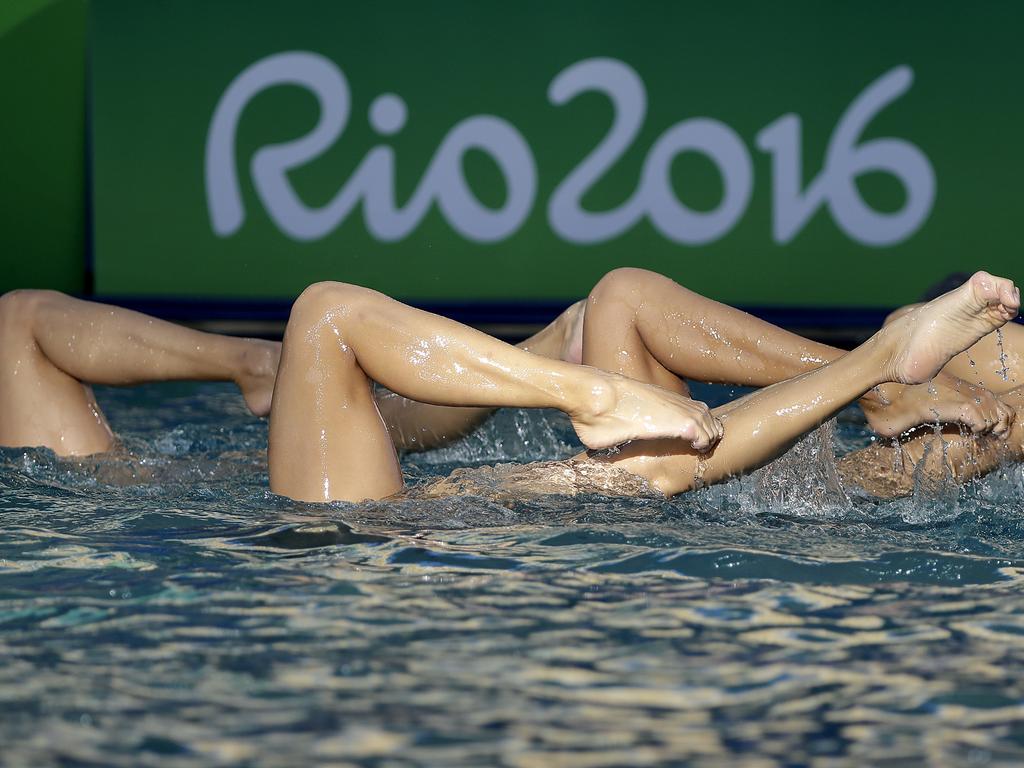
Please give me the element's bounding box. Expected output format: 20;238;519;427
90;0;1024;308
0;0;85;294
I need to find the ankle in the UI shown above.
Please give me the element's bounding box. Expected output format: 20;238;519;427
864;325;907;386
237;339;280;383
567;369;617;422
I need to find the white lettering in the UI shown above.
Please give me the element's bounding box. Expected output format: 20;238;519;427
640;119;752;245
548;58;752;245
755;66;935;246
206;54;933;248
546;58;646;242
206;51;535;243
206;51;349;238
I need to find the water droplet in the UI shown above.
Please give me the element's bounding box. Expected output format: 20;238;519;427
995;328;1010;381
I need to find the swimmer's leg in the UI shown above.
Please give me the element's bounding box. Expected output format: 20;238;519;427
582;267;841;392
268;284;720;502
0;290;279;455
585;267;1013;437
375;301;585;451
593;272;1020;496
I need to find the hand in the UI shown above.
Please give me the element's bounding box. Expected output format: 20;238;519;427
860;372;1013;437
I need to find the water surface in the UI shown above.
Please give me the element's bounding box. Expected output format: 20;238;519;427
2;382;1024;766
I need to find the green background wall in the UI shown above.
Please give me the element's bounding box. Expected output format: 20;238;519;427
0;0;85;293
3;1;1023;315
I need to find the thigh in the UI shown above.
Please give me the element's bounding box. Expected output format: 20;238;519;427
375;390;494;451
0;292;114;455
268;295;403;503
581;275;690;395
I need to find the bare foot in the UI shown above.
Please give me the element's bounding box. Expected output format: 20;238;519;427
568;369;723;451
236;339;281;417
885;271;1019;385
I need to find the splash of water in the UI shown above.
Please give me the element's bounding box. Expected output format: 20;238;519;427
752;419;851;517
995;328;1010;382
693;453;709;491
890;436;904;474
906;425;961;524
404;408;576;469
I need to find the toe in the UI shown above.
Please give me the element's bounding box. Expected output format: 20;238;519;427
1000;282;1020;312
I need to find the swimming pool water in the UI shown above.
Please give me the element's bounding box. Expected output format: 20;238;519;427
3;382;1024;766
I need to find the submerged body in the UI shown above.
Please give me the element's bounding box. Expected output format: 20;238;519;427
838;420;1024;499
417;416;1024;504
416;458;663;502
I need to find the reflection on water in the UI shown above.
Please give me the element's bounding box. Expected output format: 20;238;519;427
3;382;1024;766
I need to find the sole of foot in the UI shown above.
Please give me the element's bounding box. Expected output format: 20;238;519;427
891;271;1019;385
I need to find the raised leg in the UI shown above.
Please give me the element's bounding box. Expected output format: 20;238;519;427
268;283;722;503
375;300;585;450
581;267;837;392
583;267;1012;437
374;268;1017;452
853;303;1020;435
0;290;279;455
583;272;1020;496
378;264;829;450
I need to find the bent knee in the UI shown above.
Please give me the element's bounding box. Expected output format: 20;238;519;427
0;289;64;336
586;269;666;323
288;281;384;335
293;281;365;315
588;267;663;306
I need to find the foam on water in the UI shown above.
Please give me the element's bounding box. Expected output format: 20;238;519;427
3;381;1024;766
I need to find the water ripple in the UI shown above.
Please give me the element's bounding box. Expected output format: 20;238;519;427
2;383;1024;765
